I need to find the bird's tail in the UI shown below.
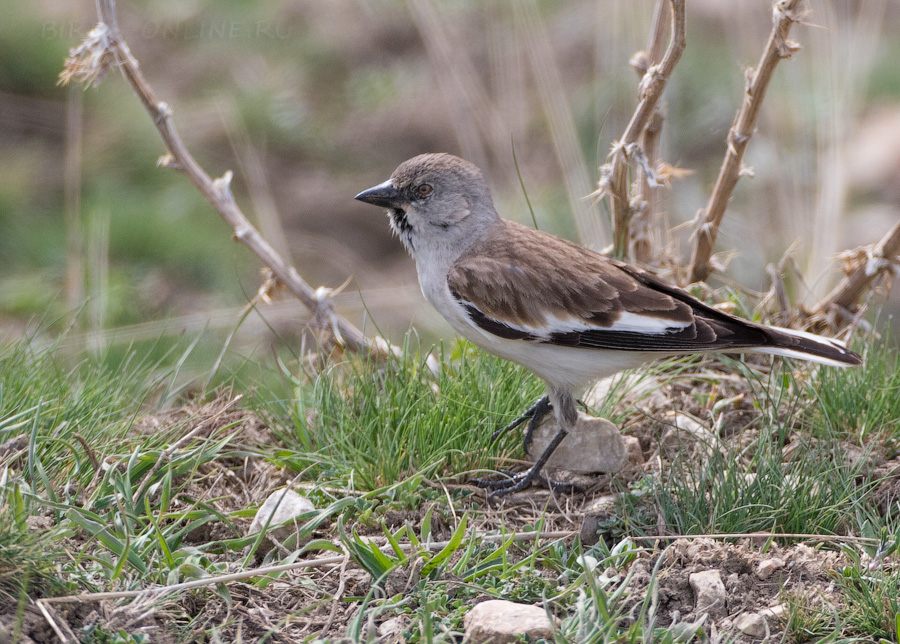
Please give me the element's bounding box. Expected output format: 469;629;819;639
754;325;862;367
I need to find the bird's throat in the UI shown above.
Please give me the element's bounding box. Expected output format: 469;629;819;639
389;208;414;252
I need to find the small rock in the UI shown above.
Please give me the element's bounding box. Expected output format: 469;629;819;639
26;515;54;531
689;569;727;618
586;494;619;515
528;412;625;474
463;600;555;644
623;435;644;464
247;489;315;553
755;557;785;580
759;604;785;619
581;495;620;546
734;612;767;638
580;514;603;546
378;616;407;642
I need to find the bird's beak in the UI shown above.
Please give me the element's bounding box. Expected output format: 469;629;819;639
355;179;401;208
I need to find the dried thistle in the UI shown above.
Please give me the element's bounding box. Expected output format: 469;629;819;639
58;23;114;88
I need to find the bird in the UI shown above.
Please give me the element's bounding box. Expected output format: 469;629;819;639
354;152;862;497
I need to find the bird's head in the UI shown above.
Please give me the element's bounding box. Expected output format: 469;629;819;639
355;153;498;256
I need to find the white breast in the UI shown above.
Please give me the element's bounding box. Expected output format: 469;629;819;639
414;260;649;393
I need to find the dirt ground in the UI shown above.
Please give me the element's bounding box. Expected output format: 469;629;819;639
6;377;900;643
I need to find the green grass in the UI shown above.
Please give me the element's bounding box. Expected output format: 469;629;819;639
262;335;666;491
812;339;900;444
837;556;900;642
614;348;898;539
0;487;67;605
2;331;900;642
265;338;547;490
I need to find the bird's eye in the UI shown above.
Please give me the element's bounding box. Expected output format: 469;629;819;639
416;183;433;197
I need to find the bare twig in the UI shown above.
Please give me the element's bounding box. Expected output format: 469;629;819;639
60;0;380;356
688;0;807;283
636;531;880;545
35;601;78;643
37;529;576;605
630;0;670;264
810;220;900;330
320;552;351;635
597;0;686;259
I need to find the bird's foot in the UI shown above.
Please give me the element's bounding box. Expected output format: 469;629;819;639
471;425;579;500
470;466;582;499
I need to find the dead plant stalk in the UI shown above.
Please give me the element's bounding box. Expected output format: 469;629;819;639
600;0;685;260
812;219;900;327
631;0;671;264
687;0;806;284
60;0;379;355
36;530;577;605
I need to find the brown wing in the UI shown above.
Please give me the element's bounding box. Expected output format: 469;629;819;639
447;221;772;352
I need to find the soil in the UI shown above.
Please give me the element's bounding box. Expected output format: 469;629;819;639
622;538;848;642
5;370;899;643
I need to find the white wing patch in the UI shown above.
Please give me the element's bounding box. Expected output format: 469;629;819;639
455;297;691;341
527;311;690;336
604;311;691;334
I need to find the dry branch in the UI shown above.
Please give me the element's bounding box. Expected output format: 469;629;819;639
630;0;670;264
597;0;685;259
37;529;577;605
60;0;381;356
810;220;900;330
687;0;807;284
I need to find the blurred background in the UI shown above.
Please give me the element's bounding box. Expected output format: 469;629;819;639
2;0;898;375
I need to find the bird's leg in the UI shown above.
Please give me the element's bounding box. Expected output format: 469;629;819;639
489;395;551;444
521;396;553;453
471;390;581;498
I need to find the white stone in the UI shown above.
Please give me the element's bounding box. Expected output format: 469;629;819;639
247;489;315;550
586;494;619;514
689;569;727;618
734;612;767;638
759;604;785;619
378;616;407;642
463;600;555;644
755;557;785;580
528;412;625;474
623;435;644;464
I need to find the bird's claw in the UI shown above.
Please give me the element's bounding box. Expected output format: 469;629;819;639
476;400;576;500
469;466;582;500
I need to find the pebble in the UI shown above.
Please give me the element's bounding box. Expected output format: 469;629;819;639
378;616;407;643
689;569;727;618
734;612;767;638
247;489;315;553
755;557;785;580
463;600;555;644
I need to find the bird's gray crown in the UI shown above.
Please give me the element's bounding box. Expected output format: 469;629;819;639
391;153;484;191
357;153;499;258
